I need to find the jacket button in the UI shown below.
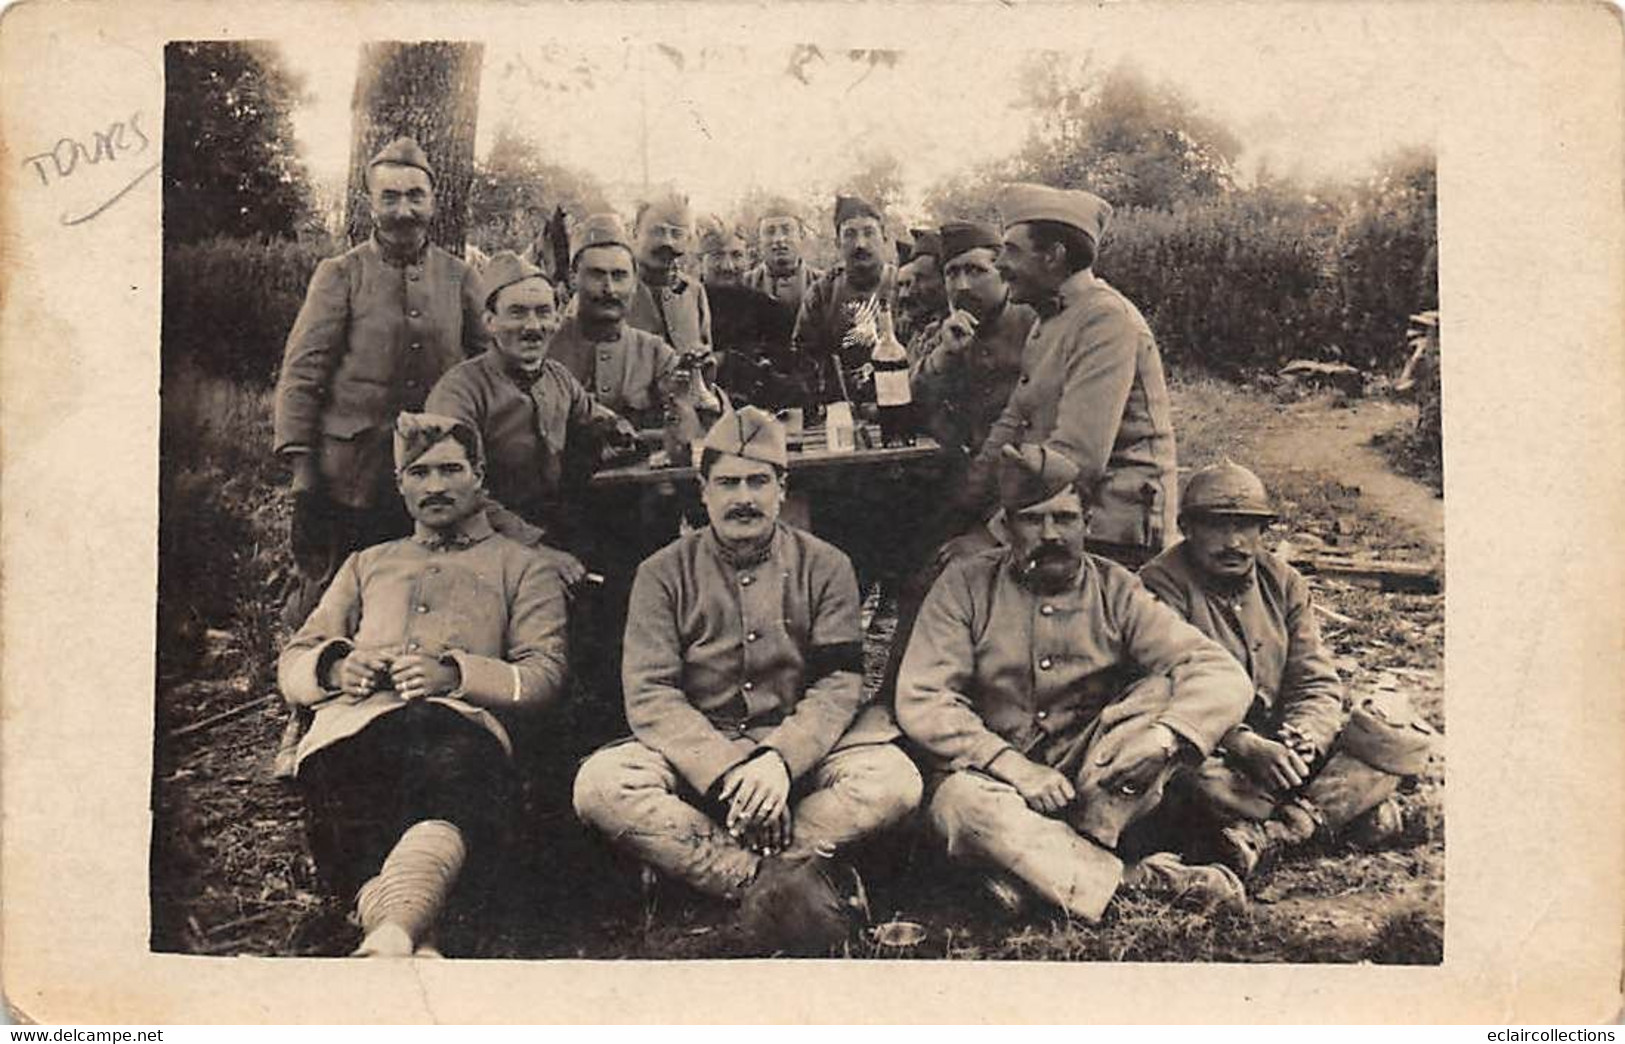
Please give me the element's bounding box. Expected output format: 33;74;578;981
410;341;423;351
416;605;429;614
742;681;755;692
740;574;754;586
1036;709;1048;720
406;641;419;652
745;631;759;643
1020;374;1031;384
409;309;421;319
1038;657;1053;670
426;566;439;575
1039;604;1054;616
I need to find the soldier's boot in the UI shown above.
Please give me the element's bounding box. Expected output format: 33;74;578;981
1211;796;1320;880
1342;796;1406;850
1120;852;1247;915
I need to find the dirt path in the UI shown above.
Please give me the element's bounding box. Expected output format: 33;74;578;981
1252;399;1443;553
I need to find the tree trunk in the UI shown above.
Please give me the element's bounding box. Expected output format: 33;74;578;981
344;41;483;255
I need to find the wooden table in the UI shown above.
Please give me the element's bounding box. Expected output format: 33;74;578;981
591;430;942;488
589;429;944;533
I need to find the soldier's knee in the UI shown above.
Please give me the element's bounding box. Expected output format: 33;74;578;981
831;745;924;824
571;747;632;828
926;770;1007;841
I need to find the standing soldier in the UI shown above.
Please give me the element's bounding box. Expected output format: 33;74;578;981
1138;462;1434;877
273;137;491;626
895;228;948;349
940;184;1179;571
545;213;680;428
700;218;799;407
744;202;824;314
627;192;713;356
791;194;896;408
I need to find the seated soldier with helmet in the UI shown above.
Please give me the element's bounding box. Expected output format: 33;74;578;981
1138;461;1436;879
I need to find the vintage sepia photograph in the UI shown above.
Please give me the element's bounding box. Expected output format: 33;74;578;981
150;26;1444;964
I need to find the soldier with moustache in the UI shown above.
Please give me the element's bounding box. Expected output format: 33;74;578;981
627;192;714;357
279;413;569;957
573;408;922;921
273;138;492;626
895;228;949;349
896;445;1252;921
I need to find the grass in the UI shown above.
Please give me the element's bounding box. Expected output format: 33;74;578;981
150;364;1445;963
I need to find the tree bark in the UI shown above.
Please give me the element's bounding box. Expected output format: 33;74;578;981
344;41;484;255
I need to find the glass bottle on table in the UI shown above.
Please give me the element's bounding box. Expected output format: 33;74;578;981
871;306;917;447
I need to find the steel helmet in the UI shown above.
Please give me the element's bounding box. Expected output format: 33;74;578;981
1181;461;1275;520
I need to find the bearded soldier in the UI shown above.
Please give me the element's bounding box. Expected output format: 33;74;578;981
273;138;492;625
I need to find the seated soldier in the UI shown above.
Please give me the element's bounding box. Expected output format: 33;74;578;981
426;250;636;564
1138;462;1435;878
573;407;922;914
278;413;569;957
896;445;1254;921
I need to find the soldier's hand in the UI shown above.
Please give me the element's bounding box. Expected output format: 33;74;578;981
719;751;792;836
742;806;793;855
333;651;393;698
990;750;1076;815
938;309;979;354
1098;722;1181;796
537;547;587;588
389;654;460;702
1232;733;1311;793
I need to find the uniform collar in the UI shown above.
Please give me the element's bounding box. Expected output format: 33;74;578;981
706;522;780;571
411;510;494;551
373;232;430;267
1035;269;1098;318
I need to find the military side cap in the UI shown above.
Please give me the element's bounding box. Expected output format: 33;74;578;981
702;406;789;469
998;443;1081;513
394;412;483;470
1181;461;1275;519
997;182;1112;245
757;198;806;226
940;220;1002;263
908;228;943;262
698;217;746;255
479;250;549;311
834;194;883;231
368;136;434;183
572;212;633;262
638;192;693;231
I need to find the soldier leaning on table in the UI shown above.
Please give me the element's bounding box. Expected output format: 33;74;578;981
273;138;493;628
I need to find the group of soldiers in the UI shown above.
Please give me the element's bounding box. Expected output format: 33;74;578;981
269;137;1434;958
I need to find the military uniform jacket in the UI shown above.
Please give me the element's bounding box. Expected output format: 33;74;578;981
277;513;569;771
546;316;678;428
425;351;619;535
628;275;712;355
744;261;824;312
622;523;899;796
910;299;1038;454
960;271;1178;551
897;549;1252;774
790;265;898;402
1138;543;1347;755
273;237;491;508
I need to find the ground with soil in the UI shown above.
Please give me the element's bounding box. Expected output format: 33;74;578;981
150;375;1444;962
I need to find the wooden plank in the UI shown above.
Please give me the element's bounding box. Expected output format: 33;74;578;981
1296;554;1441;592
590;436;941;489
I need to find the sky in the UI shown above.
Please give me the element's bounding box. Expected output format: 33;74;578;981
285;14;1439;224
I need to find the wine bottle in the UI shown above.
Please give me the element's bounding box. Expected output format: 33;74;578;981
871;306;916;446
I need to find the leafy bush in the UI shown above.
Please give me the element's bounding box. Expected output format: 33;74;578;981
163;234;334;387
